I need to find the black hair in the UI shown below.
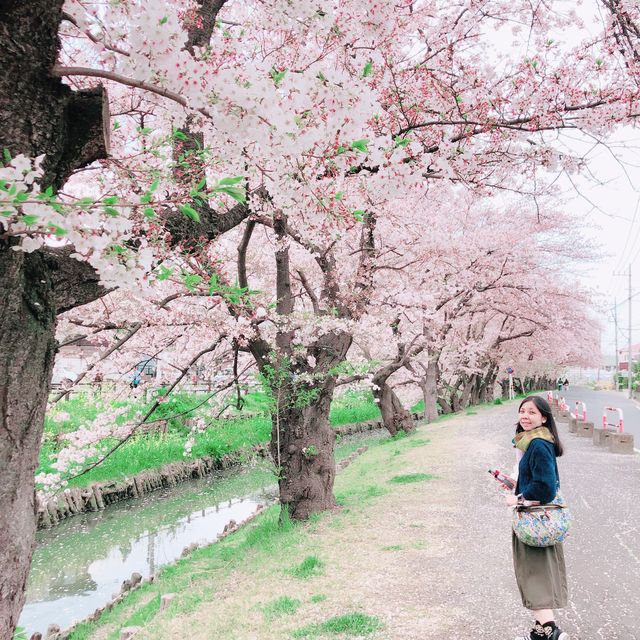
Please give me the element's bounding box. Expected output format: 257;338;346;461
516;395;564;457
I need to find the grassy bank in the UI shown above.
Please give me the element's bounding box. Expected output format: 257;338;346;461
65;422;437;640
40;389;383;489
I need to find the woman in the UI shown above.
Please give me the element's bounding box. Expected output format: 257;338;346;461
508;396;569;640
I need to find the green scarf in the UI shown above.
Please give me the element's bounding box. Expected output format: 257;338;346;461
513;426;555;452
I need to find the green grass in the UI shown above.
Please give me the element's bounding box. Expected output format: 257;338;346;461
64;421;431;639
389;473;433;484
382;545;402;551
328;390;381;426
40;389;383;490
288;555;325;579
292;613;382;638
263;596;302;620
404;438;431;448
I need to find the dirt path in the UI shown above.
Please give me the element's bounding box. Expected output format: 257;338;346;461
98;401;640;640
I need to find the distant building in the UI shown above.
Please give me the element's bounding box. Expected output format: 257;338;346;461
52;335;161;385
617;343;640;371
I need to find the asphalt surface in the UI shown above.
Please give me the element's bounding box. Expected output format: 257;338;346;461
552;385;640;448
421;401;640;640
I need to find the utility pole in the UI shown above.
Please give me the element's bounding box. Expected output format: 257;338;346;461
628;265;633;399
614;299;619;391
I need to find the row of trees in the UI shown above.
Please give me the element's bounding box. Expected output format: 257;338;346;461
1;0;638;635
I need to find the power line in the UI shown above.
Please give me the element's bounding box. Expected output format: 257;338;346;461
605;289;640;311
613;195;640;272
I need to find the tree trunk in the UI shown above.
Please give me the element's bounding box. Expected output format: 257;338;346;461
272;380;338;520
421;355;440;423
372;381;415;436
459;376;474;409
0;3;109;635
437;396;453;414
0;249;58;637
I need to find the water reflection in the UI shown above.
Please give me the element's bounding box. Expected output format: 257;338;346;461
19;467;276;638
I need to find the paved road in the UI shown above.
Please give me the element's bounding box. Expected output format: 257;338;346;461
551;385;640;448
414;402;640;640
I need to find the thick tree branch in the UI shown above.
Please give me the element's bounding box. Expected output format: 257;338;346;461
237;220;256;290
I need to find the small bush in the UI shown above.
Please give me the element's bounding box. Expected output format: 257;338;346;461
493;398;503;405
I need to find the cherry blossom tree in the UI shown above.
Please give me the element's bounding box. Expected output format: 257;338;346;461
0;0;637;633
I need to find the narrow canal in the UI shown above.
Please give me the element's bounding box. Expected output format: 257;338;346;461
20;430;388;638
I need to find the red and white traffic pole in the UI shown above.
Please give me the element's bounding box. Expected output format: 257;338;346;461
602;406;624;433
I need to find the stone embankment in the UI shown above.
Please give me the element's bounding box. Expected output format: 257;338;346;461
36;415;409;529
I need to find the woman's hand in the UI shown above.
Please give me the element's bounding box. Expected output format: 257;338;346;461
505;494;519;507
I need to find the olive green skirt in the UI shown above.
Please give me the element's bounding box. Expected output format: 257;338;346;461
512;532;568;610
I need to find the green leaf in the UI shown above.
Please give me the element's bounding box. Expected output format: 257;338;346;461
334;191;344;201
2;148;11;165
336;145;346;155
350;139;369;153
317;71;327;82
104;207;119;217
213;185;246;203
270;68;287;86
173;129;188;141
180;204;201;222
352;209;365;222
113;120;121;131
149;178;160;192
156;266;174;281
394;136;410;148
104;195;118;205
0;210;14;217
217;176;245;186
143;207;156;219
182;273;203;291
362;61;373;77
195;177;207;191
159;16;168;25
44;185;54;198
209;273;219;293
76;197;95;207
140;193;152;204
20;214;39;225
13;190;29;203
